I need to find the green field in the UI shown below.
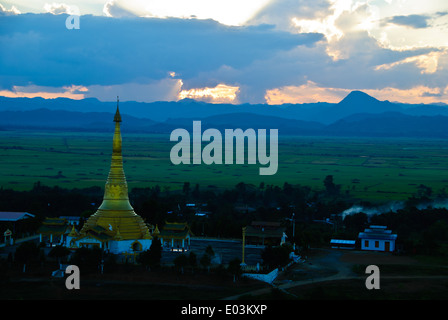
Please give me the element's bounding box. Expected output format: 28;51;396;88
1;129;448;202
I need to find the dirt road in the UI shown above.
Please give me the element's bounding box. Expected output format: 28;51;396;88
222;248;423;300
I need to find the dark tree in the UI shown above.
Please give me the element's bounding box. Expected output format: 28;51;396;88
261;245;291;269
200;254;211;273
189;251;197;268
14;241;41;272
227;258;242;282
205;245;214;257
324;175;340;196
69;247;102;273
174;254;189;274
139;237;162;270
343;212;368;234
48;245;70;266
183;182;190;196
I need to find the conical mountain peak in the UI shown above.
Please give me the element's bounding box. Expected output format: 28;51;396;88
339;90;380;105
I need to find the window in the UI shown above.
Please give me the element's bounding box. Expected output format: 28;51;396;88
364;240;369;247
375;241;379;248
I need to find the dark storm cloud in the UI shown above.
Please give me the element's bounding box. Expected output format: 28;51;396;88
0;13;323;89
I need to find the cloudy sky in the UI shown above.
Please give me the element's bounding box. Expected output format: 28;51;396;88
0;0;447;105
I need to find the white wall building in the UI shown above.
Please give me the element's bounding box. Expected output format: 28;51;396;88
358;225;397;252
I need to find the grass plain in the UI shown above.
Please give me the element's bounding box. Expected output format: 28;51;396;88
1;129;448;202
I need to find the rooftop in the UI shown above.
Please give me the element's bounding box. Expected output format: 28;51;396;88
0;211;35;222
358;225;397;241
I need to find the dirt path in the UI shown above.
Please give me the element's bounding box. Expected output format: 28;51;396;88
222;248;424;300
222;248;356;300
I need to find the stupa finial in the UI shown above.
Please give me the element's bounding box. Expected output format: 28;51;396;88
114;96;122;122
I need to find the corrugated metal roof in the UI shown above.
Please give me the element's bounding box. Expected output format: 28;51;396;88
358;232;397;240
358;225;397;241
330;239;356;244
0;212;35;221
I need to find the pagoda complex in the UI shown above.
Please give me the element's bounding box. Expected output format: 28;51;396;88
67;98;152;254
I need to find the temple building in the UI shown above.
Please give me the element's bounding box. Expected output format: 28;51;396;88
38;217;70;246
245;221;287;246
67;99;152;254
155;222;193;252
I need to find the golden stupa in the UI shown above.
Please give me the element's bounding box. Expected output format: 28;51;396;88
80;98;151;241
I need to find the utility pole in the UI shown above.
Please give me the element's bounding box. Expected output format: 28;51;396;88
292;213;295;250
286;212;296;250
241;227;246;266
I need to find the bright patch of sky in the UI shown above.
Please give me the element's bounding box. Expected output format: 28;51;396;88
1;0;447;104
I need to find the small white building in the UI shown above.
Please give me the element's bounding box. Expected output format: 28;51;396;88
358;225;397;252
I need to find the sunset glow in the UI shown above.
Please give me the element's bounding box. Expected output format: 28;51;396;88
375;50;446;74
265;81;448;105
178;84;240;104
265;81;348;105
0;85;87;100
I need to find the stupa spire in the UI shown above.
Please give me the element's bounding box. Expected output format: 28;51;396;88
78;97;151;241
97;96;132;211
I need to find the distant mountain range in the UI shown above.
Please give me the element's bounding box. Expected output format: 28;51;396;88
1;91;448;138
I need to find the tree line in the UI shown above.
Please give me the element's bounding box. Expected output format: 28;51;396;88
1;177;448;257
